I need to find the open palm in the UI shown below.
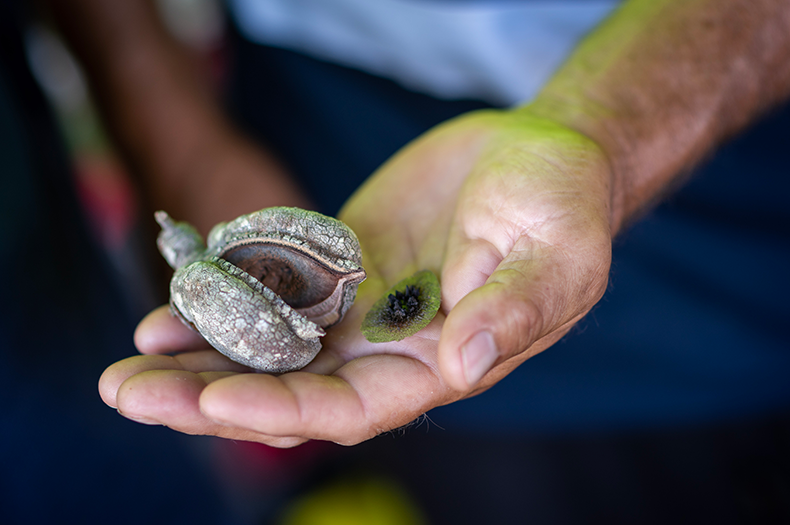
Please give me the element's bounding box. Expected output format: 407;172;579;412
100;109;614;447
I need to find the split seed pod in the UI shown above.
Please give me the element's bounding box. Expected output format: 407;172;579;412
155;207;366;373
361;270;441;343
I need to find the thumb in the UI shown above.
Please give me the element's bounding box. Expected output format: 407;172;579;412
438;235;594;392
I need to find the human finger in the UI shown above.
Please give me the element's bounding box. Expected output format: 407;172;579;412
115;368;306;447
134;304;207;354
99;352;251;408
438;233;609;391
200;349;453;446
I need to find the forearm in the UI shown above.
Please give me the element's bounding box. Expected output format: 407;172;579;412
48;0;216;171
48;0;308;231
525;0;790;234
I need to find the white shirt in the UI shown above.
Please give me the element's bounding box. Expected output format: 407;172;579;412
228;0;620;106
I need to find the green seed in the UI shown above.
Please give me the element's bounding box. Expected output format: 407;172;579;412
361;270;441;343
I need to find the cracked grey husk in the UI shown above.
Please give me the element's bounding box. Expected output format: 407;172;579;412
156;207;366;373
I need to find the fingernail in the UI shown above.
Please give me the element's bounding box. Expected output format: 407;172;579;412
118;410;161;426
461;331;498;387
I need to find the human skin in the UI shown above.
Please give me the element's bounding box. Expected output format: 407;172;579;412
90;0;790;446
48;0;311;233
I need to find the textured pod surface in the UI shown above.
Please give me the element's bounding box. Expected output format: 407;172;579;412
171;259;324;372
156;207;366;372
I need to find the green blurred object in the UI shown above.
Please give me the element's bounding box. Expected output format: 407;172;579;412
278;475;427;525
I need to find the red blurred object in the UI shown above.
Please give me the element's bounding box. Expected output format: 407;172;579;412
72;153;138;251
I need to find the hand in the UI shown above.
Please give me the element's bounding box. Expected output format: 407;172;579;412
100;109;613;446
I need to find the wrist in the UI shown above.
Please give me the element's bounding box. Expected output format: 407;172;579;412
504;103;625;236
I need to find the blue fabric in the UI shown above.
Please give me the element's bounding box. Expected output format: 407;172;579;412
226;37;491;215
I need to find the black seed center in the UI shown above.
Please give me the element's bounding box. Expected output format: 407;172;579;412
384;285;422;325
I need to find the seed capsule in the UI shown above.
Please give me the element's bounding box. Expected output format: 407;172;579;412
156;207;366;373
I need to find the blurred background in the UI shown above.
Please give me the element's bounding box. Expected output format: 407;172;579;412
2;1;789;524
